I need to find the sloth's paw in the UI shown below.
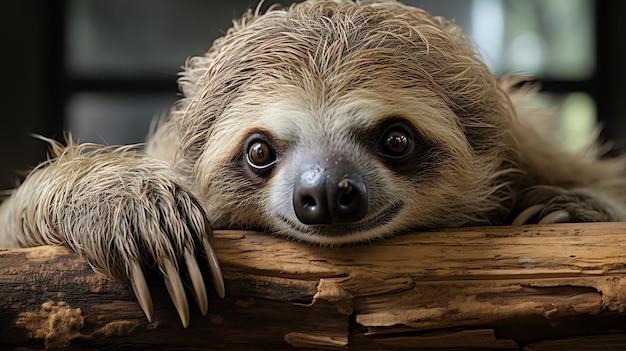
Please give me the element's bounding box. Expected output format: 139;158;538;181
512;189;620;225
65;180;224;328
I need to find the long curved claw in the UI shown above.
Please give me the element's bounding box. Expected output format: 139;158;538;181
184;247;208;316
129;260;153;323
512;204;545;226
203;238;225;299
538;210;571;224
163;259;190;328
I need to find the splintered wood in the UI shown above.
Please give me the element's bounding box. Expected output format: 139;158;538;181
2;223;626;350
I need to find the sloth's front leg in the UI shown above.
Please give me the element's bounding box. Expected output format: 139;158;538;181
0;140;224;327
512;185;626;225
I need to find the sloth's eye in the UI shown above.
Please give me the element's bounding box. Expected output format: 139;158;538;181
381;129;411;157
376;119;435;174
244;133;278;178
379;124;413;159
248;141;274;167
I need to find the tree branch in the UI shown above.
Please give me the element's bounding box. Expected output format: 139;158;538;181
3;223;626;350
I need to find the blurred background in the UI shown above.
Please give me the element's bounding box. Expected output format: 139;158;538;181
1;0;624;190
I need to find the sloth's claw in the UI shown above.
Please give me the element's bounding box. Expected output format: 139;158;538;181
129;260;154;323
513;205;571;225
203;238;225;299
128;242;222;327
163;258;190;328
538;210;571;224
512;204;546;225
184;247;208;316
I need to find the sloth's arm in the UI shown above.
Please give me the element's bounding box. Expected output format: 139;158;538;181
0;140;224;327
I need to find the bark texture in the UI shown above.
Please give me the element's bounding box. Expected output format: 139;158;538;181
2;223;626;350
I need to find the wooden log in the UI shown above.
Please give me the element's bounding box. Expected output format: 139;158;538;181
2;222;626;350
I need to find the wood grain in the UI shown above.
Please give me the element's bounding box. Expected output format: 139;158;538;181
2;222;626;350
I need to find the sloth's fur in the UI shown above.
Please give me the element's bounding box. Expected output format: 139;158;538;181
2;0;626;282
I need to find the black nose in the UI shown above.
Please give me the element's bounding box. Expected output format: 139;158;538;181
293;164;368;225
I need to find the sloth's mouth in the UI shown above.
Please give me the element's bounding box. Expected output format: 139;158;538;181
276;201;404;243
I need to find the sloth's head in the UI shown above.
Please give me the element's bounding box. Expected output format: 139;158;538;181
173;0;516;245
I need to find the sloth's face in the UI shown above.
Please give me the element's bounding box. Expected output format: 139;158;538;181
185;1;511;244
210;90;483;245
253;114;424;245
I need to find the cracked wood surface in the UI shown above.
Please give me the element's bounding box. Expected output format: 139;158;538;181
2;222;626;350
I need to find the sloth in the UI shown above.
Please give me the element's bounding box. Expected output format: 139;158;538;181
2;0;626;328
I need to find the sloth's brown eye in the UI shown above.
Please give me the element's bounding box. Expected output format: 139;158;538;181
244;133;278;178
376;119;436;175
248;141;273;166
382;130;410;157
380;126;413;159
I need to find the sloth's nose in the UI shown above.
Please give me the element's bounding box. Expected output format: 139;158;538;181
293;164;368;225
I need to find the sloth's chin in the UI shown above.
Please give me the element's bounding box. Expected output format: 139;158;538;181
274;201;404;246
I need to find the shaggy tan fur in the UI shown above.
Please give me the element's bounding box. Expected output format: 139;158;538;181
2;0;625;326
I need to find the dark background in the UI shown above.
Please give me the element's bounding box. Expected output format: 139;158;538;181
1;0;624;190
